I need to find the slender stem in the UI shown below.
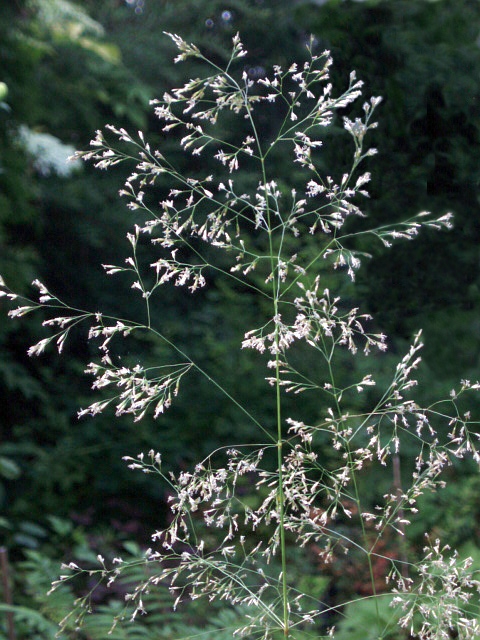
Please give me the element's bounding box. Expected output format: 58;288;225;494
264;178;289;640
243;83;290;635
274;323;289;637
132;241;151;328
144;324;275;443
12;277;273;441
392;453;410;580
0;547;16;640
322;336;381;620
265;186;290;638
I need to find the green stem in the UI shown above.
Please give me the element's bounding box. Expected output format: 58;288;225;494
238;72;290;634
263;187;290;637
275;345;289;637
323;336;381;621
145;324;275;443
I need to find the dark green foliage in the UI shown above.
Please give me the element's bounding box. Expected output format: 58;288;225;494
2;536;254;640
0;0;155;528
295;0;480;349
409;472;480;548
334;596;403;640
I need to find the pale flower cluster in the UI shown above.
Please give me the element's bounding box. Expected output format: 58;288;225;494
1;32;479;640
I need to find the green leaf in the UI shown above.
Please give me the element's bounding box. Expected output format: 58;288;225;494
78;37;121;63
0;456;21;480
335;596;403;640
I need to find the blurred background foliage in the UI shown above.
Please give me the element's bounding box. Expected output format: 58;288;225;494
1;0;480;637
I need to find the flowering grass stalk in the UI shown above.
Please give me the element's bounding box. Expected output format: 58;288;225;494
2;33;480;639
